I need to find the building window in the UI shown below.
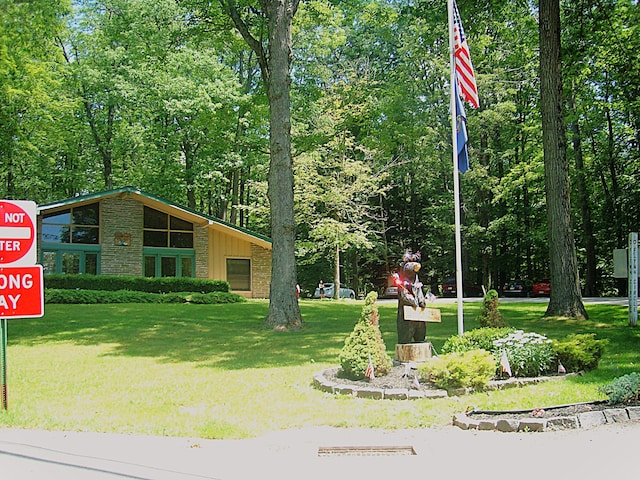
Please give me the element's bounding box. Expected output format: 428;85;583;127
143;206;193;248
41;249;99;275
226;258;251;291
143;250;194;278
41;203;99;244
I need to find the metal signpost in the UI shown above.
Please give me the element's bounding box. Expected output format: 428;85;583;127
629;233;638;327
0;200;43;410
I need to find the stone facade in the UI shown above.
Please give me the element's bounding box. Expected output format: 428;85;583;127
251;244;271;298
100;196;144;276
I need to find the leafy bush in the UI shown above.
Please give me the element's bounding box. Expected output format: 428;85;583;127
477;289;506;328
493;330;556;377
441;327;515;354
599;373;640;404
339;292;392;379
417;349;496;391
552;333;607;372
45;289;245;305
44;274;230;294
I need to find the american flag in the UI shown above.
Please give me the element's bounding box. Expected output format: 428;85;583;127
365;354;375;381
453;1;479;109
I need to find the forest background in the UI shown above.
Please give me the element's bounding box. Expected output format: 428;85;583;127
1;0;639;298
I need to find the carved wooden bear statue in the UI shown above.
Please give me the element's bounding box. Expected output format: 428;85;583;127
396;251;427;344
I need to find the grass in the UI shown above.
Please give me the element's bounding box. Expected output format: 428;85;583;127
1;299;639;439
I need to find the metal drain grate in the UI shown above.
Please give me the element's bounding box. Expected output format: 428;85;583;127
318;446;417;457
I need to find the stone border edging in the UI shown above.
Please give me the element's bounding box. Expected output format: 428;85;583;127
453;406;640;432
313;367;448;400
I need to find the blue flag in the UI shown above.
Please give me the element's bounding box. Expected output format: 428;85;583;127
455;82;469;173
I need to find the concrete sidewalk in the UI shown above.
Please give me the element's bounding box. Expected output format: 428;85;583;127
1;423;639;480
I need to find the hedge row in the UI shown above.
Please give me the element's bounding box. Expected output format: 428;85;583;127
45;289;246;305
44;274;230;294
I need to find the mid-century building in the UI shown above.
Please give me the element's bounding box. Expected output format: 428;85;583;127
36;187;272;298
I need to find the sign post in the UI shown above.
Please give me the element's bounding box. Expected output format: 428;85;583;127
0;200;42;410
630;233;638;327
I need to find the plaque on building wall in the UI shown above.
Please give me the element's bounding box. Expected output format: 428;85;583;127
114;232;131;246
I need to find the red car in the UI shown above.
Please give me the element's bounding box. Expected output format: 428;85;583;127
532;279;551;296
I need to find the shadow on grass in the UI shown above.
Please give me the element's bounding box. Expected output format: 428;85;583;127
8;300;640;379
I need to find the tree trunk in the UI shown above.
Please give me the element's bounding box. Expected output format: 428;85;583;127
334;243;340;299
263;0;303;329
539;0;587;319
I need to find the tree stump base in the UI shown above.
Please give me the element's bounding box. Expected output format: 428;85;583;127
395;343;433;362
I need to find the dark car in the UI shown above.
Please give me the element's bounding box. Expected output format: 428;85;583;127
441;278;484;297
532;279;551;297
502;279;533;297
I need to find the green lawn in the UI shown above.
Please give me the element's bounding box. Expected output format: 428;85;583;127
1;299;639;439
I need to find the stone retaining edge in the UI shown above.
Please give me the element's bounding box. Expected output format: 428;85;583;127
452;406;640;432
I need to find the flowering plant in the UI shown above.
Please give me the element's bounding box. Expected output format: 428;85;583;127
493;330;556;377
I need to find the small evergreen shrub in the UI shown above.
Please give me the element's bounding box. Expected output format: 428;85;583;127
440;327;515;354
477;289;506;328
552;333;607;372
418;349;496;391
493;330;556;377
339;292;392;380
599;373;640;404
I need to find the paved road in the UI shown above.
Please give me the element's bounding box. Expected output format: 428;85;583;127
1;423;639;480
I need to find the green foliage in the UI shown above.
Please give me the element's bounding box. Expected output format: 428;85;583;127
493;331;556;377
477;290;506;328
417;350;496;391
44;274;230;294
339;292;392;379
440;327;516;354
45;289;245;305
552;333;607;372
599;373;640;405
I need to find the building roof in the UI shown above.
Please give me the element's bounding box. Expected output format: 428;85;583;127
37;186;272;250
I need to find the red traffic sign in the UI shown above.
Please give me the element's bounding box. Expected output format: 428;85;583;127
0;265;44;318
0;201;36;266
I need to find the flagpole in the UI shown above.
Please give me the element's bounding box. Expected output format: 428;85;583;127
448;0;464;336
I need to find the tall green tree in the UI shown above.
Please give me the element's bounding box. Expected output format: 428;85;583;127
539;0;587;318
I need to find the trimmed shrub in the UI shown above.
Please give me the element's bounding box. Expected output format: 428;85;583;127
600;373;640;405
552;333;607;372
418;349;496;391
477;289;506;328
339;292;392;380
493;330;556;377
44;274;230;294
440;327;516;354
45;289;245;305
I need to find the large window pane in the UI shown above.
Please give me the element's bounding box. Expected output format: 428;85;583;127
144;256;156;277
170;232;193;248
62;252;80;274
85;253;98;275
144;206;167;229
181;257;193;277
42;252;56;274
227;259;250;291
161;257;176;277
72;226;99;244
41;224;70;243
170;216;193;231
144;230;168;247
73;204;99;225
42;210;70;224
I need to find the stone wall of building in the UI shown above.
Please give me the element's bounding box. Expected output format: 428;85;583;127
100;196;144;276
251;244;271;298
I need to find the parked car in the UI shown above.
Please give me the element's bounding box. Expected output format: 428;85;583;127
502;279;533;297
313;283;356;299
532;279;551;296
381;274;399;298
441;278;484;297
